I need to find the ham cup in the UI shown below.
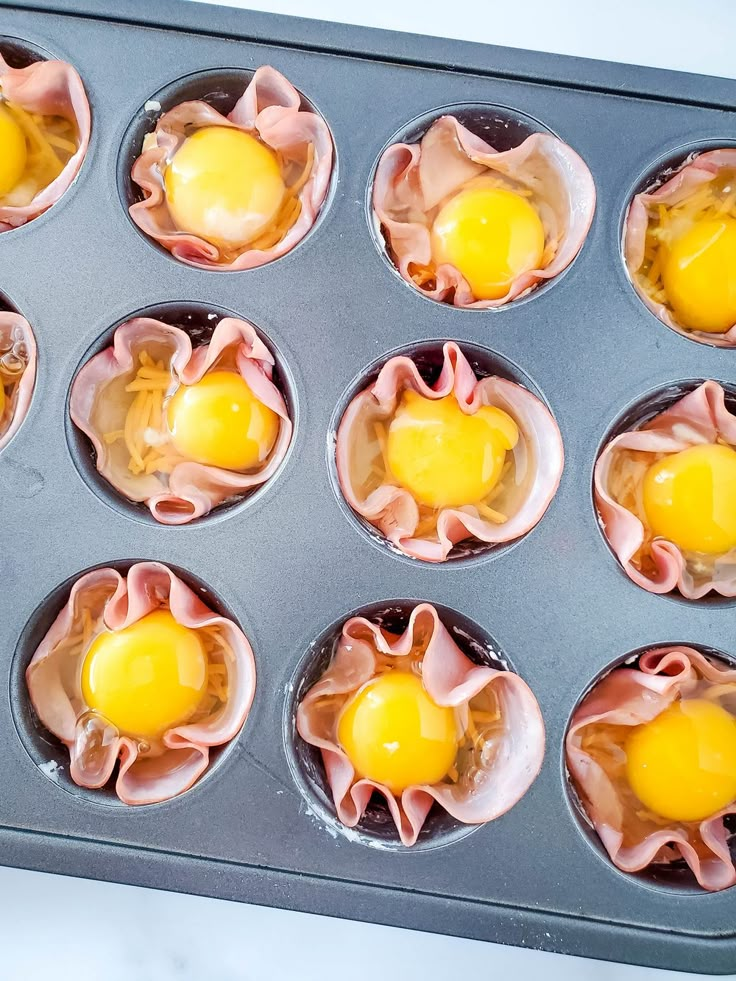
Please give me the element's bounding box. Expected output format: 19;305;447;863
335;342;564;562
623;149;736;346
372;114;595;307
594;381;736;599
567;646;736;892
26;562;256;805
0;53;90;230
297;603;545;846
129;65;333;269
70;315;293;524
0;312;36;451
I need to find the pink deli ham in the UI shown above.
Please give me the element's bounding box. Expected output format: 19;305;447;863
26;562;256;805
69;315;293;524
297;603;545;846
594;381;736;598
372;115;595;307
0;54;90;231
566;646;736;892
0;312;36;451
623;149;736;347
335;342;564;562
129;65;333;269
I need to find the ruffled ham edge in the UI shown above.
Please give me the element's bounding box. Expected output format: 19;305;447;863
594;381;736;598
129;65;333;270
0;54;91;230
69;315;293;525
372;115;595;308
26;562;256;805
335;342;564;562
566;646;736;892
623;148;736;347
0;312;36;451
296;603;545;846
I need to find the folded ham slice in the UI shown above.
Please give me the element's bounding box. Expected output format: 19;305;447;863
0;312;35;451
70;315;292;524
129;65;333;269
0;54;90;231
567;646;736;892
623;149;736;347
26;562;256;805
372;115;595;307
297;603;545;846
594;381;736;598
336;342;563;561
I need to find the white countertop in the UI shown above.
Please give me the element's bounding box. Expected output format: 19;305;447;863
2;1;734;978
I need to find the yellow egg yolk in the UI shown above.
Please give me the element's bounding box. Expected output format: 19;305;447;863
167;370;280;471
337;671;458;793
642;443;736;555
0;104;28;197
662;217;736;333
625;698;736;822
431;185;545;300
164;127;286;248
81;609;208;740
386;390;519;509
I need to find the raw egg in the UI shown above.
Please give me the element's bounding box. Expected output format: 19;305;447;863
431;185;545;300
128;65;333;269
643;443;736;555
0;104;27;196
372;114;595;306
81;610;208;740
567;646;736;891
25;562;256;805
296;603;545;845
386;391;519;509
69;316;292;524
164;128;286;249
167;370;280;470
626;698;736;822
337;671;458;793
595;381;736;598
662;218;736;333
335;342;563;562
625;155;736;342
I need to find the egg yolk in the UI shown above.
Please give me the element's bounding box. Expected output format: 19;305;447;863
386;391;519;509
625;698;736;822
0;104;28;197
164;127;286;248
81;610;208;740
662;217;736;333
642;443;736;555
167;370;280;471
431;185;545;300
337;672;458;793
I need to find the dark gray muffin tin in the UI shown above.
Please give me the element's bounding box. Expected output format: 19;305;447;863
0;0;735;972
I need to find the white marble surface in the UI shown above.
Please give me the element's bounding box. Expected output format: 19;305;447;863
2;1;735;978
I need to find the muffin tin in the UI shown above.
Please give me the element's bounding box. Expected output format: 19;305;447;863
0;0;735;972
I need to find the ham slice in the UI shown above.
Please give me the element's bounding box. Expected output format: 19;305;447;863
594;381;736;598
69;316;292;524
129;65;333;269
372;115;595;307
26;562;256;805
623;149;736;347
0;55;90;230
335;342;563;561
567;646;736;892
297;603;545;846
0;312;35;451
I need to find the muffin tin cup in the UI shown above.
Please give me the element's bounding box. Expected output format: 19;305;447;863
1;0;736;973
